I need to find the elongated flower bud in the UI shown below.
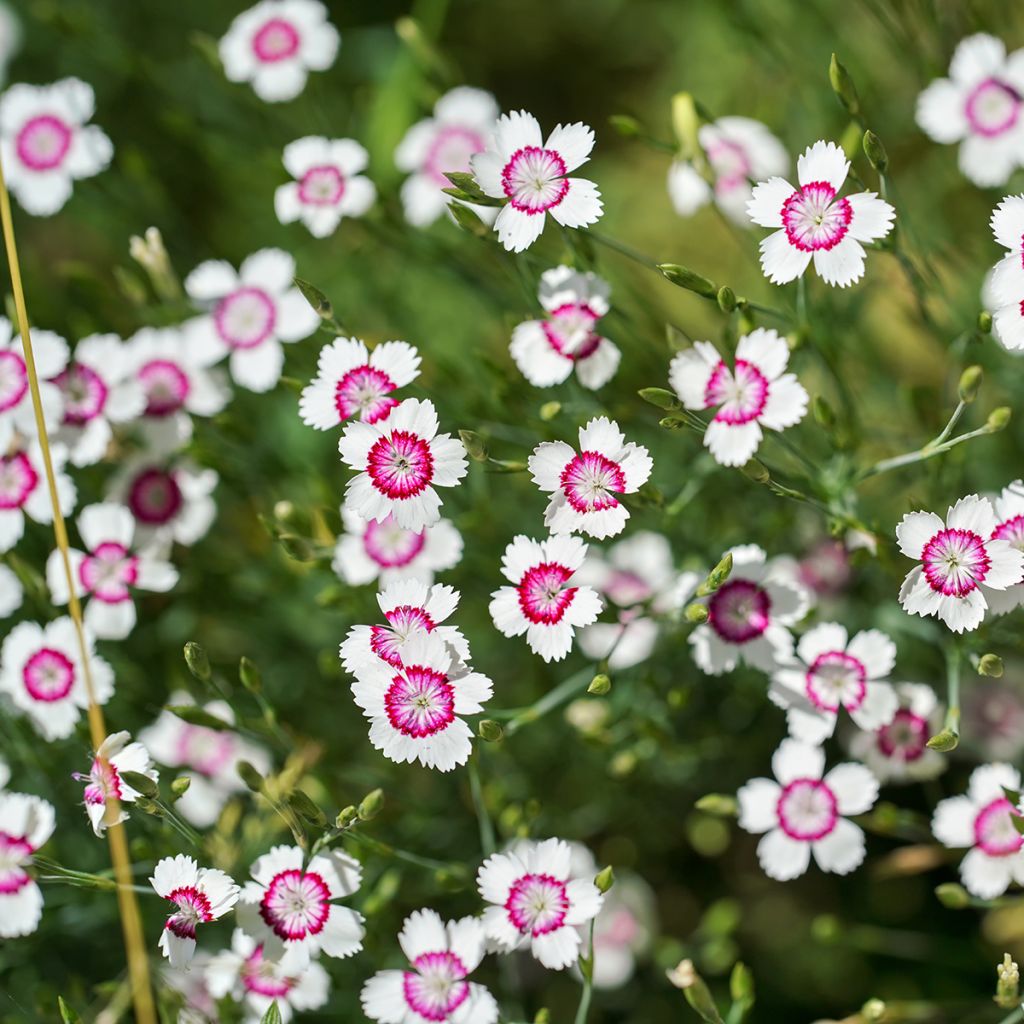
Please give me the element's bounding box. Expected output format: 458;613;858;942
658;263;717;298
829;53;861;118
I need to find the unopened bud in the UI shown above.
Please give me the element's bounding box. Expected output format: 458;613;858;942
742;459;770;483
862;130;888;173
979;310;993;333
861;999;886;1022
587;673;611;695
813;395;836;428
294;276;334;320
958;365;983;403
639;386;682;411
458;430;488;461
358;788;385;821
608;114;643;138
239;656;262;693
926;727;959;752
717;286;736;313
533;1011;551;1024
935;882;970;909
730;962;754;1006
658;263;717;298
987;406;1012;432
170;776;191;799
183;641;211;682
120;771;159;799
695;793;738;817
448;201;489;237
670;92;701;158
667;959;722;1023
996;952;1020;1008
594;865;615;893
979;653;1004;678
539;401;561;421
685;602;709;623
660;415;688;429
478;719;504;742
288;789;326;827
236;760;266;793
336;805;358;829
696;553;733;597
829;53;861;118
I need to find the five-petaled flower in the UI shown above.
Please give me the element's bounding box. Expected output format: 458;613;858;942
74;731;158;836
0;438;76;553
0;791;55;938
747;140;895;287
0;320;68;453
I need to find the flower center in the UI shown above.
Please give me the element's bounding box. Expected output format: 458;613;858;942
384;665;456;737
965;78;1021;137
781;181;852;251
128;467;183;526
370;605;436;667
805;651;867;713
79;541;139;603
707;138;751;193
334;364;397;424
213;287;277;350
174;725;236;775
505;873;570;936
922;527;991;597
242;945;295;998
81;757;122;805
424;125;486;186
974;797;1024;857
876;708;928;762
777;778;838;841
542;302;601;360
298;165;346;206
139;359;190;417
363;515;426;567
165;885;214;939
0;350;28;412
54;364;108;424
251;17;300;62
366;429;435;499
402;951;470;1021
517;561;577;625
0;451;39;510
705;358;770;425
260;869;331;941
15;114;72;172
707;579;771;644
22;647;75;702
560;450;626;513
501;146;569;214
0;833;33;895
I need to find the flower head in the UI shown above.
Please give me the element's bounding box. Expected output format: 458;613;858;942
75;731;158;836
0;437;76;553
0;319;68;453
988;196;1024;352
0;791;54;937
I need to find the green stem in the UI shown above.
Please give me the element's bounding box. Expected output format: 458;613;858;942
997;1007;1024;1024
944;644;961;741
574;919;596;1024
582;229;660;269
493;667;595;733
467;756;496;857
857;422;996;482
346;830;458;874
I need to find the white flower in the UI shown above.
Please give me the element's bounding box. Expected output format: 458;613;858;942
688;545;812;676
669;328;808;467
470;111;603;252
237;844;364;959
396;86;499;228
932;763;1024;898
988;195;1024;352
0;791;55;937
350;630;491;772
139;692;271;828
339;398;467;531
107;458;218;551
0;437;75;553
896;495;1024;633
205;928;330;1024
848;682;946;785
478;838;603;969
151;854;240;968
361;909;497;1024
0;77;112;216
668;116;788;225
529;417;652;540
0;617;113;741
510;265;621;391
0;562;22;618
275;136;375;237
53;333;146;467
219;0;339;103
916;34;1024;187
184;248;320;393
769;623;899;745
340;579;470;675
747;140;895;287
737;739;878;881
75;731;158;837
985;480;1024;613
299;336;420;429
0;319;67;452
490;534;602;663
46;502;178;640
332;508;463;588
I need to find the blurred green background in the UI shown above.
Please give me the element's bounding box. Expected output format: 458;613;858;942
7;1;1024;1021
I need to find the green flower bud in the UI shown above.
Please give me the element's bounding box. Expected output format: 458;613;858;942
358;788;385;821
685;602;709;623
987;406;1012;432
458;430;488;462
671;92;701;158
862;130;888;173
170;776;191;800
717;286;736;313
696;552;733;597
259;1000;283;1024
813;395;836;428
448;202;490;237
183;641;211;682
595;865;615;893
695;793;738;817
288;789;326;828
239;656;262;693
935;882;970;909
729;962;754;1007
294;277;334;320
336;805;358;829
742;459;770;483
926;727;959;752
539;401;561;421
165;704;231;731
236;760;266;793
587;673;611;695
608;114;643;138
958;365;983;403
533;1011;551;1024
478;719;504;742
119;771;159;799
639;386;682;411
666;960;724;1024
58;996;83;1024
979;653;1004;677
657;263;717;298
979;310;993;333
660;415;688;429
829;53;861;118
861;999;886;1022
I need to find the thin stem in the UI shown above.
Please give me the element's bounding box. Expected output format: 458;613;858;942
574;919;597;1024
467;757;496;857
944;644;961;742
929;400;966;448
582;228;660;269
346;830;460;874
997;1007;1024;1024
494;667;595;733
857;423;997;482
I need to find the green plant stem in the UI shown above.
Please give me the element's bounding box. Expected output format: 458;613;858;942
574;920;596;1024
997;1007;1024;1024
345;830;459;874
467;757;496;857
944;645;961;742
857;422;997;482
583;229;660;269
493;667;596;733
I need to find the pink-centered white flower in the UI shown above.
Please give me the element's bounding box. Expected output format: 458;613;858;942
151;854;240;969
237;844;364;960
0;791;54;937
339;398;468;531
300;336;420;429
478;838;603;970
848;682;946;785
668;116;788;225
332;508;463;588
361;910;497;1024
987;195;1024;352
669;328;808;467
0;78;112;216
46;502;178;640
275;136;375;237
184;248;319;393
489;534;602;663
396;86;499;228
0;438;76;554
219;0;339;103
340;579;470;675
350;630;491;772
737;739;878;881
510;265;621;391
769;623;899;745
469;111;603;252
897;495;1024;633
747;140;895;287
205;928;330;1024
985;480;1024;614
689;545;812;676
0;563;23;618
74;731;158;837
932;763;1024;899
529;417;652;540
0;319;67;452
916;34;1024;187
0;617;113;741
